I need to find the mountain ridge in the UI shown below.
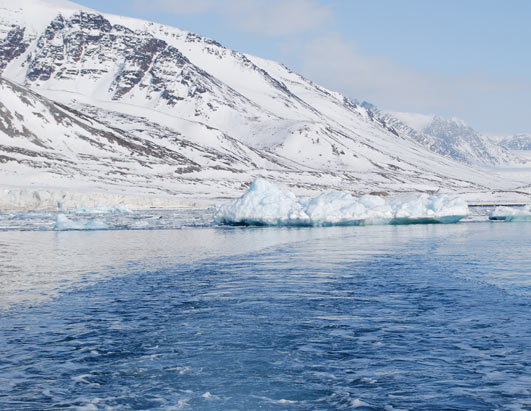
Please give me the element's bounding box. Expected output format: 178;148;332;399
0;0;530;207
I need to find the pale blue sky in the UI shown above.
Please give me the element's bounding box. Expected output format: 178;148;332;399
74;0;531;135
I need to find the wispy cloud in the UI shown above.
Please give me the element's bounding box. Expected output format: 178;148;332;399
133;0;332;36
296;34;531;132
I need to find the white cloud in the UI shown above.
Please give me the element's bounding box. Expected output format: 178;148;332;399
296;34;531;133
134;0;332;36
298;34;448;109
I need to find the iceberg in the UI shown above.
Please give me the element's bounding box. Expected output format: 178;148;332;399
489;205;531;222
214;178;469;227
215;178;309;226
54;214;109;231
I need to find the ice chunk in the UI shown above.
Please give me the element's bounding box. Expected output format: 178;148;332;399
215;178;310;226
54;214;109;231
489;205;531;222
215;178;469;227
391;194;469;224
303;192;393;226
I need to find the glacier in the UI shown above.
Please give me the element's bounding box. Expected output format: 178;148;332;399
489;205;531;222
214;179;469;227
0;188;196;212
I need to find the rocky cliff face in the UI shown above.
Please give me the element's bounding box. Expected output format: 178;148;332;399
0;26;29;71
11;11;269;122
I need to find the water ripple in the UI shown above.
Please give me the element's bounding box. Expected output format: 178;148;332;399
0;222;530;409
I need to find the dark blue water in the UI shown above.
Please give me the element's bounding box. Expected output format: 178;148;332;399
1;222;530;409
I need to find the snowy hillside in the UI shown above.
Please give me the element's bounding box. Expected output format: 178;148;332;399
0;76;298;193
0;0;530;208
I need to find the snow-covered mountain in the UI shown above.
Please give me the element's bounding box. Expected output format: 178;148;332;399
361;104;522;166
501;134;531;151
0;0;529;207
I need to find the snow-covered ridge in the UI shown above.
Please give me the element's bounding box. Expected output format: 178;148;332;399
215;179;469;227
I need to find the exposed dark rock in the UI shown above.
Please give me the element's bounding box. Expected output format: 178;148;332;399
0;26;29;72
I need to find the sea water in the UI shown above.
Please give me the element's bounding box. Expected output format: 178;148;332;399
0;213;530;409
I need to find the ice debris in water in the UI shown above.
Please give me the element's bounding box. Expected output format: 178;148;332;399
489;205;531;222
74;205;131;214
54;214;109;231
215;178;469;226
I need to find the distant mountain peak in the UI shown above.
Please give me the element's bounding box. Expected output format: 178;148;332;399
501;133;531;151
368;109;523;166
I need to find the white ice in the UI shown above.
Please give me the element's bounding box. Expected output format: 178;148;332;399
54;214;109;231
0;188;187;212
214;178;469;226
490;205;531;222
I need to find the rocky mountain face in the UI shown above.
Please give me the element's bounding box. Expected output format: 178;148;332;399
0;26;28;72
0;0;529;204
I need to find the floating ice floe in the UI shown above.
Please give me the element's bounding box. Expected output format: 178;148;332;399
214;178;469;227
489;205;531;222
54;214;109;231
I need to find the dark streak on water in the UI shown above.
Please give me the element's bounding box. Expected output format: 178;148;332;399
0;221;530;410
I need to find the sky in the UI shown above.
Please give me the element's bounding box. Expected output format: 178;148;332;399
74;0;531;135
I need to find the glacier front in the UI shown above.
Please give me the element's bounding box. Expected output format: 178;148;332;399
214;179;469;227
